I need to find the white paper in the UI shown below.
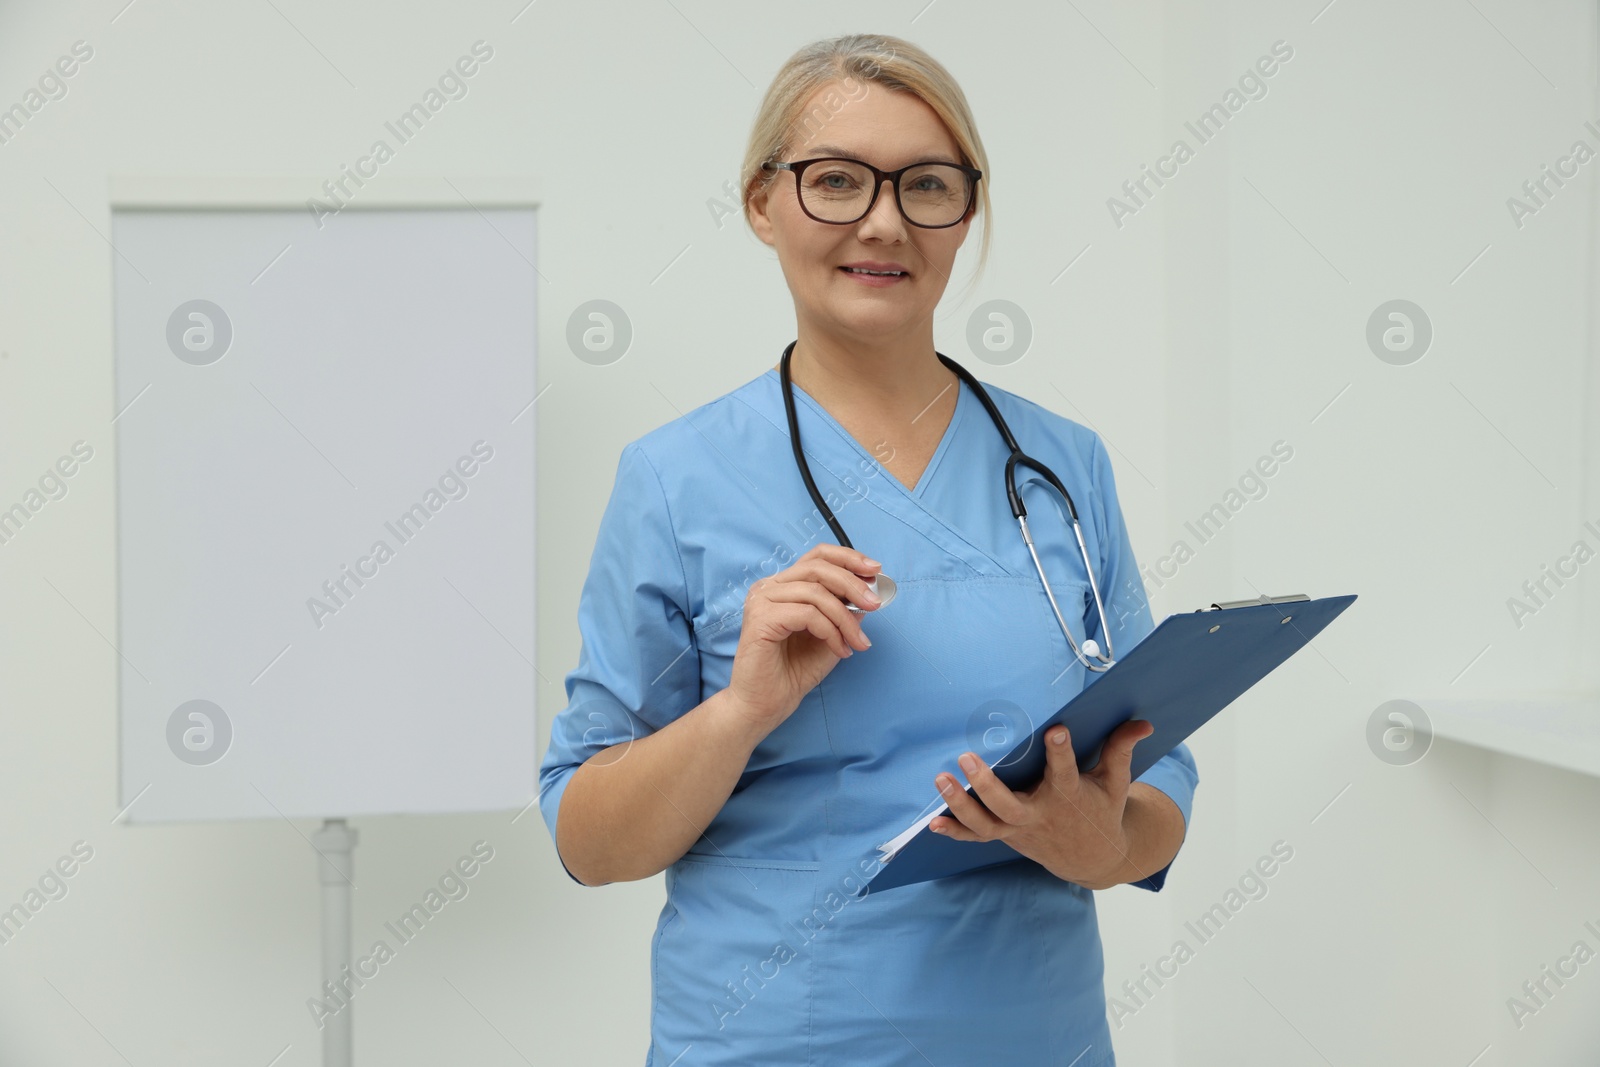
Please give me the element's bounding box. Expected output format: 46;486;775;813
877;800;950;862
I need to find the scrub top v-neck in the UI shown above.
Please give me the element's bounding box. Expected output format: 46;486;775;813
539;364;1200;1067
780;369;966;499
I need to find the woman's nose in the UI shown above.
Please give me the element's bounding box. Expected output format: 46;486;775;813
857;177;909;237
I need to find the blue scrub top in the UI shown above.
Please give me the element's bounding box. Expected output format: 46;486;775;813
540;365;1199;1067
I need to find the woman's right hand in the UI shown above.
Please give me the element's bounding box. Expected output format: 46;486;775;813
723;544;882;735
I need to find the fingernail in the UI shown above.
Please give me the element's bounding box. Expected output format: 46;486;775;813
861;633;872;648
864;557;882;568
1052;729;1067;745
959;753;977;773
938;776;953;794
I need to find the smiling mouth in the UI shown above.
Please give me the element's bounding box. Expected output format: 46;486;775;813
839;267;909;277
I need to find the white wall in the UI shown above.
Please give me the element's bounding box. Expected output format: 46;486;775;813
1;1;1596;1063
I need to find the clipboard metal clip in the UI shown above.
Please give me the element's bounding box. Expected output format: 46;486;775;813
1204;592;1311;612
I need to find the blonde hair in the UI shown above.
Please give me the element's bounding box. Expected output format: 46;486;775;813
741;34;991;298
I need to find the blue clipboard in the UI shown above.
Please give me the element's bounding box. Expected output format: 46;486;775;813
865;592;1358;894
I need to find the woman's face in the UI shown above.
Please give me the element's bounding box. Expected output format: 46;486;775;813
748;81;974;346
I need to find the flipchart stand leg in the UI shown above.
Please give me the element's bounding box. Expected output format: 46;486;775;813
313;819;358;1067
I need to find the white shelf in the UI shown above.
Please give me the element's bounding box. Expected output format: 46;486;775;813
1420;696;1600;779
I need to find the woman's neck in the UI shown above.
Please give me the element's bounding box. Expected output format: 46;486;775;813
778;329;956;418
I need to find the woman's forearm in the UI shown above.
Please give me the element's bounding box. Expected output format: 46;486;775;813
554;687;769;886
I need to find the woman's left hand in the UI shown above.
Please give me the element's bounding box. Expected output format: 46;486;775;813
929;719;1154;890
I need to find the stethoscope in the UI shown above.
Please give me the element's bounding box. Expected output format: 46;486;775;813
779;340;1117;673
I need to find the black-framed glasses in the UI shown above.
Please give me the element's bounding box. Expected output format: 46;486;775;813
761;156;982;229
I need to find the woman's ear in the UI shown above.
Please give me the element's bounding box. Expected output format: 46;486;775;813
747;180;776;247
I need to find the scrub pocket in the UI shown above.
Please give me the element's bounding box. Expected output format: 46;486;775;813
650;853;819;1067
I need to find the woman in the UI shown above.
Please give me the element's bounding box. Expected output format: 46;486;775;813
539;33;1199;1066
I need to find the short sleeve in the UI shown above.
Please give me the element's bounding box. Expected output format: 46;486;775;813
537;442;702;885
1084;433;1199;894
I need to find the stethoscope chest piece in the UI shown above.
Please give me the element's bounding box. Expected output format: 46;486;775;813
848;573;896;613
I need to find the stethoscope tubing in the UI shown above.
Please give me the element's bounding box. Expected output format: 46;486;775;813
778;340;1117;672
